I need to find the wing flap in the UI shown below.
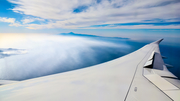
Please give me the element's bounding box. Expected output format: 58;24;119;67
164;90;180;101
144;74;178;90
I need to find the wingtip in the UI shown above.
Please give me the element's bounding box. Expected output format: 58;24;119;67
154;38;164;44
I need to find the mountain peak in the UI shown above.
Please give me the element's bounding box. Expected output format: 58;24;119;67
59;32;129;40
69;32;75;34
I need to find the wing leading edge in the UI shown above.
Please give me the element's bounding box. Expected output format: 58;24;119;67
0;39;179;101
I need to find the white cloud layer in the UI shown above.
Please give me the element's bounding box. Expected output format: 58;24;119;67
0;34;129;80
5;0;180;29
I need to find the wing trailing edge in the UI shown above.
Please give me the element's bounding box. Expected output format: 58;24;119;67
142;39;180;101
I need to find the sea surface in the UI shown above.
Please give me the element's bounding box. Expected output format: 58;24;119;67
0;33;179;80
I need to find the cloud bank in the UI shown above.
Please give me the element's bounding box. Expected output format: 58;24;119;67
0;34;131;80
1;0;179;29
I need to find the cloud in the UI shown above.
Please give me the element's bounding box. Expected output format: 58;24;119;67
5;0;180;29
0;17;21;27
0;17;15;23
0;34;130;80
0;48;28;58
21;18;45;24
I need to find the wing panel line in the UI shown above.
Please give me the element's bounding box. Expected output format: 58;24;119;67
124;44;155;101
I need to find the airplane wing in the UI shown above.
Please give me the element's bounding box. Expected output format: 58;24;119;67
0;39;179;101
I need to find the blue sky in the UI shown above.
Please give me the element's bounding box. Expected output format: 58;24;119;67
0;0;180;40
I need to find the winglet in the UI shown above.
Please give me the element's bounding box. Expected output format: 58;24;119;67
153;38;163;44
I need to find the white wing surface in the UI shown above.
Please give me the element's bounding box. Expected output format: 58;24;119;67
0;39;179;101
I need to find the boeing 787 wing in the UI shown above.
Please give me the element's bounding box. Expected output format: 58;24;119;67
0;39;179;101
